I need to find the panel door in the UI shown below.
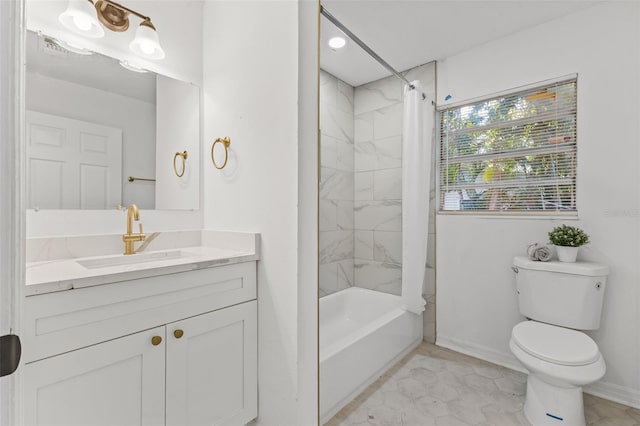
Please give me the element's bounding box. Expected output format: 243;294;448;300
26;110;122;209
166;301;257;426
21;327;165;426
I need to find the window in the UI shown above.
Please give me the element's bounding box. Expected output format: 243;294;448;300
439;78;577;214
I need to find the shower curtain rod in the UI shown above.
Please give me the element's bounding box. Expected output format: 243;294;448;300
320;5;417;91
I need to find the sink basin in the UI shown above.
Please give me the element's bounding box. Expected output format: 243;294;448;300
77;250;189;269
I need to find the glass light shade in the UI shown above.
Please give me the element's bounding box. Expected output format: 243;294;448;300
129;23;165;60
58;0;104;38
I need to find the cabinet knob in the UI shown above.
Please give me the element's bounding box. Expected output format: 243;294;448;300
173;329;184;339
151;335;162;346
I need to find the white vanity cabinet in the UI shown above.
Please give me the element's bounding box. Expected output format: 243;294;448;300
22;261;258;426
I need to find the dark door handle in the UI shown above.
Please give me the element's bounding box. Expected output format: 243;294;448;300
0;334;21;377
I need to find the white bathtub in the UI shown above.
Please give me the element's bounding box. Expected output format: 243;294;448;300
319;287;423;423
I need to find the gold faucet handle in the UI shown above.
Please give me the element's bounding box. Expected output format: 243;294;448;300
139;223;144;235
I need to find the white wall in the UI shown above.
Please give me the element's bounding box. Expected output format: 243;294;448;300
24;0;204;237
202;2;317;425
436;2;640;407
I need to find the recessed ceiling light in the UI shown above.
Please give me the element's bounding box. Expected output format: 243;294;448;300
328;36;346;49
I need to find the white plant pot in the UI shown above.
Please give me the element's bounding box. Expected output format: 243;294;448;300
555;245;579;262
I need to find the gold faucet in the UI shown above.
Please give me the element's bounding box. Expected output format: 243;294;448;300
123;204;146;255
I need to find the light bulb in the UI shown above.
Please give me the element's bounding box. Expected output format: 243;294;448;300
73;14;92;31
140;42;155;55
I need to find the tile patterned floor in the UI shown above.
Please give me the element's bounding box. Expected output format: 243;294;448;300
326;343;640;426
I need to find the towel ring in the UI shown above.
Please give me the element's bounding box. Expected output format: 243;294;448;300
173;151;188;177
211;137;231;170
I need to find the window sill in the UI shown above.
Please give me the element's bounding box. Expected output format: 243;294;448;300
436;211;579;221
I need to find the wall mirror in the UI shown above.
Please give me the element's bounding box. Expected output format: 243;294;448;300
24;29;200;211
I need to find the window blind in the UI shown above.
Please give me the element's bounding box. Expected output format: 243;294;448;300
439;79;577;213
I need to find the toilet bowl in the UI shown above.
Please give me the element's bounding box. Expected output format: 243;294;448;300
510;321;606;426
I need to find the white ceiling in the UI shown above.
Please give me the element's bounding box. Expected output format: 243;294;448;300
320;1;599;87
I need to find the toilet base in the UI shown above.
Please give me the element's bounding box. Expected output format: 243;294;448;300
524;374;586;426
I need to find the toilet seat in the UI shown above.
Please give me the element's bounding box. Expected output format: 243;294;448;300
512;321;599;366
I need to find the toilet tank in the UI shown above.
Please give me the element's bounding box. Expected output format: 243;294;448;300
513;256;609;330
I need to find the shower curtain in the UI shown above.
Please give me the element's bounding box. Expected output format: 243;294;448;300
401;80;432;315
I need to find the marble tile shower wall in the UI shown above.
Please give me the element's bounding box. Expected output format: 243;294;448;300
353;63;437;342
319;63;436;342
319;70;355;297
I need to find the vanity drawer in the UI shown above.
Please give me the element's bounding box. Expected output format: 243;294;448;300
23;261;256;363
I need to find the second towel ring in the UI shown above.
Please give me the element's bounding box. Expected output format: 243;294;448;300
211;136;231;169
173;150;188;177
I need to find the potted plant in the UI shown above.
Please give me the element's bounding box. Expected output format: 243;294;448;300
548;225;590;262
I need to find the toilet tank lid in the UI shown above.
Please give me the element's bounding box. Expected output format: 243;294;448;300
513;256;609;276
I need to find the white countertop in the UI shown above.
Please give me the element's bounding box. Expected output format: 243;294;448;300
25;230;260;296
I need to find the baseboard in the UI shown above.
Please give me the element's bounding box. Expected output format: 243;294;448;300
436;334;525;373
436;334;640;410
586;380;640;410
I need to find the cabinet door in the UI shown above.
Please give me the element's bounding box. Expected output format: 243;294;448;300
22;327;166;426
166;301;257;426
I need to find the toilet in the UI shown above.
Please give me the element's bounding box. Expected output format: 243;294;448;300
510;256;609;426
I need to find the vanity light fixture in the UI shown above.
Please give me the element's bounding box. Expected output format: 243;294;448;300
328;36;346;50
59;0;165;60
